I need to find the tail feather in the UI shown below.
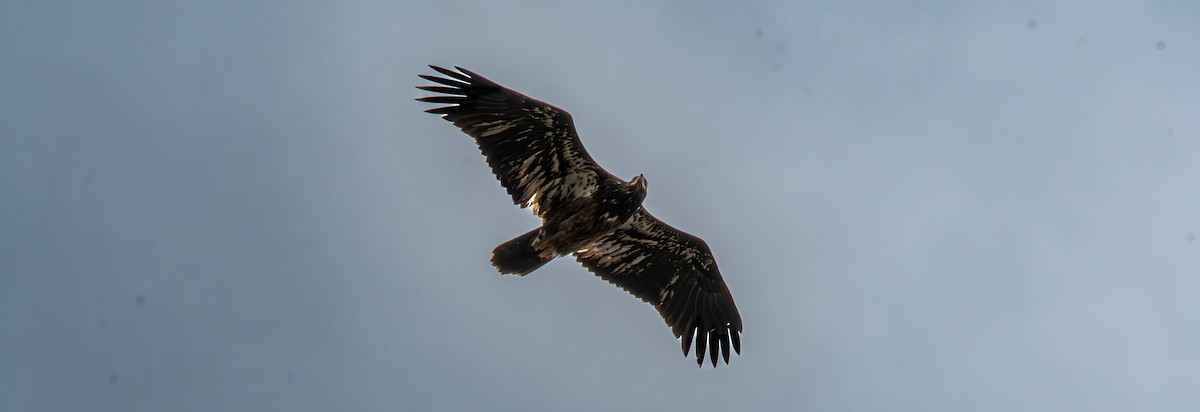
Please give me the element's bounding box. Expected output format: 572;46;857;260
491;228;555;275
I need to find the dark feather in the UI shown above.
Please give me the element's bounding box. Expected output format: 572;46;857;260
416;85;468;95
420;66;742;367
574;209;743;366
418;74;468;88
416;66;611;218
430;65;472;82
681;320;695;357
415;96;464;104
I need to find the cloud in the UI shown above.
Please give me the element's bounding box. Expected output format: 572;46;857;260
2;1;1198;411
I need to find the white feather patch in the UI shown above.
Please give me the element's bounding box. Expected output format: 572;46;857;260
477;121;514;137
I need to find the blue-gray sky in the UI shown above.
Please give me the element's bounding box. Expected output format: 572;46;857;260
3;1;1199;411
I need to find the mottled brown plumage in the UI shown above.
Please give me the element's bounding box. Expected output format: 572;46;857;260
418;66;742;366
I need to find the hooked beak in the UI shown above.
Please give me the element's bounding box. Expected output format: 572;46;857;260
632;174;647;190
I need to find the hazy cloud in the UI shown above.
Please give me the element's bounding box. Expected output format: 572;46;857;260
3;1;1198;411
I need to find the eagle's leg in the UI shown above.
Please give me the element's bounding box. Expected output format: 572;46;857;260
491;228;555;275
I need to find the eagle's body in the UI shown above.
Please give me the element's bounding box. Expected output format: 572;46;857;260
493;174;646;275
418;66;742;366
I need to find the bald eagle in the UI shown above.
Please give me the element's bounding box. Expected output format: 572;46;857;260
418;66;742;367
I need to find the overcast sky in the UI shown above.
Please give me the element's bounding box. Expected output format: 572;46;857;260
3;1;1199;411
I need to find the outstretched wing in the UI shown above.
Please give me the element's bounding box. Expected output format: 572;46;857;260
574;208;743;366
418;66;605;217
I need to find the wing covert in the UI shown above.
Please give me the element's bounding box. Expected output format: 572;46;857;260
418;66;604;217
573;208;743;366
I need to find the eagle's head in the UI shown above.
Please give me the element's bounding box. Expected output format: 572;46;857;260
630;174;648;201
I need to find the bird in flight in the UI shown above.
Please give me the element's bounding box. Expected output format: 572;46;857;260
417;66;742;366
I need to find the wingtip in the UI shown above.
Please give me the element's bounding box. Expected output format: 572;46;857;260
681;327;694;357
721;338;731;364
429;65;471;82
732;331;742;355
427;64;452;74
709;341;719;367
454;65;478;77
683;327;739;367
416;96;463;104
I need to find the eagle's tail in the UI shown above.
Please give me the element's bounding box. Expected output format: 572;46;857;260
491;228;554;275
